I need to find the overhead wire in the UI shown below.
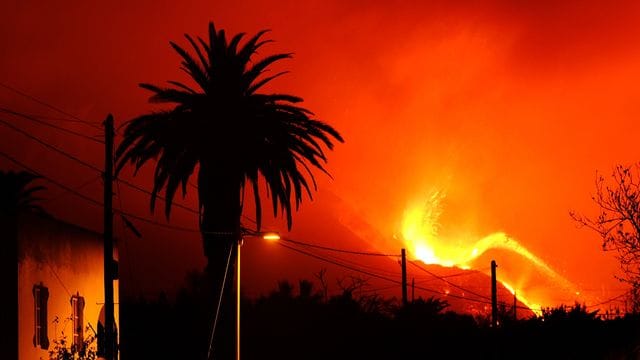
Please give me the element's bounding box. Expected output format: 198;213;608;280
279;242;402;285
281;237;400;257
278;241;496;306
0;150;200;233
283;239;404;278
0;81;102;129
0;107;103;144
0;117;103;172
0;113;200;217
586;291;630;309
413;268;487;285
42;175;102;204
408;260;492;301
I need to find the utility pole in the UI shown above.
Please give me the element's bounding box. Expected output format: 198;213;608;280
491;260;498;328
103;115;116;360
401;249;408;307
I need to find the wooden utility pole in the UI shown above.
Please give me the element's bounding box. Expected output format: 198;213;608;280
491;260;498;328
401;249;408;307
103;115;116;360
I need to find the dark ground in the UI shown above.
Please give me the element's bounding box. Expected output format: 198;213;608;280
121;275;640;360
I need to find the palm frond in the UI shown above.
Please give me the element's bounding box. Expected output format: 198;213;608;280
0;171;46;215
242;53;292;87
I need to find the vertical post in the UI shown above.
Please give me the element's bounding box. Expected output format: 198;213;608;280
236;239;241;360
491;260;498;328
103;115;116;360
401;249;408;307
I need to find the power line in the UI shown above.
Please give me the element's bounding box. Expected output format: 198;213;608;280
281;237;400;257
414;268;487;285
0;114;201;217
0;150;200;234
0;89;201;220
300;244;404;278
0;107;103;144
408;260;492;301
116;177;200;216
116;211;199;233
0;117;103;172
0;82;102;129
278;241;497;307
586;292;630;309
360;283;401;294
279;242;403;285
0;149;104;207
42;175;102;204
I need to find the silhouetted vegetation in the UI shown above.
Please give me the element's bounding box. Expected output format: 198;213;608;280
571;164;640;311
121;273;640;360
0;170;46;216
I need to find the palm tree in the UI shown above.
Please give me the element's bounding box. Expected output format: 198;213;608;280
115;22;343;358
0;170;45;359
0;170;45;215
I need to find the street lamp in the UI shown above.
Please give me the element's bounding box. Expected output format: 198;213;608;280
237;230;280;360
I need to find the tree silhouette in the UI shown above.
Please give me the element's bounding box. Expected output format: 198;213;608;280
0;170;46;359
571;164;640;311
115;22;343;358
0;170;45;215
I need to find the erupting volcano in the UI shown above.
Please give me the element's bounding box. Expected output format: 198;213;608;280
401;189;579;314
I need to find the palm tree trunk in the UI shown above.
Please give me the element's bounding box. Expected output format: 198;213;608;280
0;213;18;359
198;164;242;360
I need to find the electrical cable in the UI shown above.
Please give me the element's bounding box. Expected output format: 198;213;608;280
0;82;102;129
0;150;200;233
413;268;486;285
42;175;102;204
279;241;494;306
586;291;630;309
0;117;102;172
408;260;492;301
281;237;400;257
0;116;200;218
0;107;103;143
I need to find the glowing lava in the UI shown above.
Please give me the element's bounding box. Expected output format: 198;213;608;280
401;190;576;315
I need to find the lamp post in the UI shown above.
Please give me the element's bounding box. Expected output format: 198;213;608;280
237;230;280;360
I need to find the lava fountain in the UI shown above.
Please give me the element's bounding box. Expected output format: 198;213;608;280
401;190;577;314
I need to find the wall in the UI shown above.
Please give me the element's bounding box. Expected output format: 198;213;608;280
17;213;119;359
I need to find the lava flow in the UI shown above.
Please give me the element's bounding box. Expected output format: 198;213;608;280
401;190;577;314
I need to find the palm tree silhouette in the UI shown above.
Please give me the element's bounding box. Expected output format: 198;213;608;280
115;22;343;358
0;170;46;359
0;170;45;215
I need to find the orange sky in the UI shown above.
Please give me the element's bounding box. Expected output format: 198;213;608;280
2;0;640;310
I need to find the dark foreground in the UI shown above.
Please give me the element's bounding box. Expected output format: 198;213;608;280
121;276;640;360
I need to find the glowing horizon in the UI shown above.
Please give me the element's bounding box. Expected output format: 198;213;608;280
401;189;577;315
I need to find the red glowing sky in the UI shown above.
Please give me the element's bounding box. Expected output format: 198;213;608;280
3;1;640;307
